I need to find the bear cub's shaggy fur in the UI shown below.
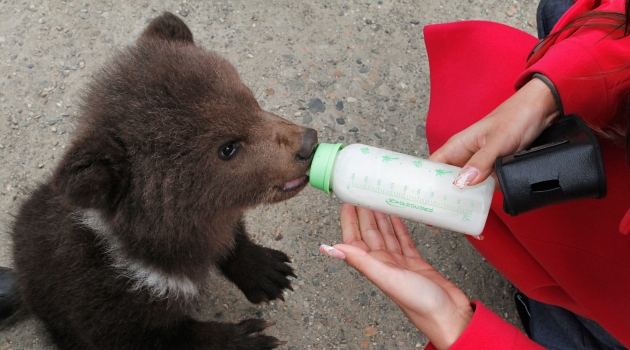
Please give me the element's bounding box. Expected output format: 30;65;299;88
10;12;317;350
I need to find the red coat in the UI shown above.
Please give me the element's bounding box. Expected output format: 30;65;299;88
424;0;630;348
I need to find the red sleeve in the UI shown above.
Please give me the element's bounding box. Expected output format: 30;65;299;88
515;9;630;130
424;302;545;350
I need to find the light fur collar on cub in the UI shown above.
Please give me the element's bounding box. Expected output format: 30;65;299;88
73;209;200;301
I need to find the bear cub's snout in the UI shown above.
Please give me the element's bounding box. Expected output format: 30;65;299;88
296;128;319;162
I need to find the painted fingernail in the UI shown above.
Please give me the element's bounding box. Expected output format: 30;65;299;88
453;166;479;189
319;244;346;260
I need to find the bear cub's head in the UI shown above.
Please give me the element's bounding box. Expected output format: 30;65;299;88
53;12;318;232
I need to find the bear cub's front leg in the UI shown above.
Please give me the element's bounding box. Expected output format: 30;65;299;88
186;318;285;350
219;221;296;304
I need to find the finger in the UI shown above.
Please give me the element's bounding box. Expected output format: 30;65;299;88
340;204;369;251
390;215;422;258
332;243;396;287
428;145;472;167
427;150;446;164
373;211;402;253
454;143;501;188
428;134;477;167
356;206;387;251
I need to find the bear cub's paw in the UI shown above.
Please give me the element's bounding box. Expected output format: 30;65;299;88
221;319;285;350
236;247;296;304
221;244;296;304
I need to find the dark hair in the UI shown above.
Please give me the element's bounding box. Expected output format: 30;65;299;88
528;0;630;161
529;1;630;63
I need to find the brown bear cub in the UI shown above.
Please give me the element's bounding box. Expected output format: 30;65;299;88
8;12;317;350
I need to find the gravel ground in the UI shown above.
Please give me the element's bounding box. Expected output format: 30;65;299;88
0;1;539;349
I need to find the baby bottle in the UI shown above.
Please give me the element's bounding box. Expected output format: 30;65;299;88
309;143;495;236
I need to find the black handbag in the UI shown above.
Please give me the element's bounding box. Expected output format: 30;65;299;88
494;114;607;216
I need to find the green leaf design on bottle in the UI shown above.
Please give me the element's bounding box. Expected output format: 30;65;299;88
435;169;453;177
360;147;370;154
382;155;399;163
413;160;423;168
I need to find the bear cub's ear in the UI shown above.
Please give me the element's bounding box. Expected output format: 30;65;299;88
140;12;194;45
53;134;130;211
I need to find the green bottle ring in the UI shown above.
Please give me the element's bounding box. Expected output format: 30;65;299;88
309;143;344;194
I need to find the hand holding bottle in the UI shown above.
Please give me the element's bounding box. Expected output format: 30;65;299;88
320;204;474;350
429;78;560;188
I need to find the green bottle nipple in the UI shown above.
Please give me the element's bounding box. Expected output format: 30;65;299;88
309;143;344;194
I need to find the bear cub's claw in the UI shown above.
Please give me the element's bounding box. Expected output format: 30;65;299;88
220;241;296;305
226;318;283;350
238;247;295;304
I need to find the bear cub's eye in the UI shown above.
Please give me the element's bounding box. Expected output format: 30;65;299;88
219;142;240;160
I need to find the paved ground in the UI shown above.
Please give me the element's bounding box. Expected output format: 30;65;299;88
0;0;539;349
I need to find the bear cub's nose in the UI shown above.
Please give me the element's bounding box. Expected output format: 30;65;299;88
295;128;318;162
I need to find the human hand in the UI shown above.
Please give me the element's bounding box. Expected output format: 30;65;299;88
429;78;560;188
320;204;473;350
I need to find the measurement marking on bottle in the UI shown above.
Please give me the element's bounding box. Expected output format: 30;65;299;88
351;179;475;215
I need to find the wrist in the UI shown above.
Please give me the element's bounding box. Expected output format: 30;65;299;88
528;75;561;125
432;304;474;350
405;303;474;350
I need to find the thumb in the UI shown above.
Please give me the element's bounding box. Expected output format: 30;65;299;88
453;147;498;188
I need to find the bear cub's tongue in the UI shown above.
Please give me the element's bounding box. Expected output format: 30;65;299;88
283;175;307;190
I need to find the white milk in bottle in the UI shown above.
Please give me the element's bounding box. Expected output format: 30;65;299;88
309;143;495;236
